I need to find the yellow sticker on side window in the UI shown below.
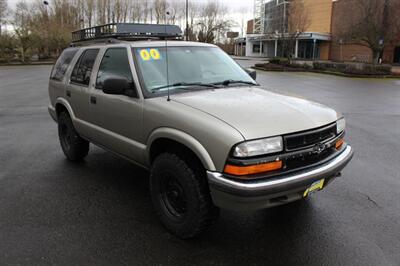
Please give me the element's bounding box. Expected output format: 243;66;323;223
139;48;161;61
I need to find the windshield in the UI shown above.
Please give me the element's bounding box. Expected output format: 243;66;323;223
133;46;256;95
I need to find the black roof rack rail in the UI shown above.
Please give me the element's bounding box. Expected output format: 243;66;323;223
71;23;183;43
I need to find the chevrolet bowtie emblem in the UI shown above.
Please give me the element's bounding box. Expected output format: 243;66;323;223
312;143;326;154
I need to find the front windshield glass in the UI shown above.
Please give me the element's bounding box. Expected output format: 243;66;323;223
133;46;256;95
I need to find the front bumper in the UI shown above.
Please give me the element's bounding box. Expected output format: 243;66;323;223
207;145;353;211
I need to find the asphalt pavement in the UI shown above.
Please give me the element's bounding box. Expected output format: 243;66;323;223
0;62;399;265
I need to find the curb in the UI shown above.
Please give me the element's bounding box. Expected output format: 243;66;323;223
253;66;400;79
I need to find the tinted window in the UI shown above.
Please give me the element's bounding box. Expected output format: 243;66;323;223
96;48;133;90
50;48;78;81
71;49;99;86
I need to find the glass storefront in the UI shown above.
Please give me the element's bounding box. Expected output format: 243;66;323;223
298;40;320;59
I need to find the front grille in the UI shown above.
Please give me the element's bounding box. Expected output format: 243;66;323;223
284;146;336;171
284;123;336;151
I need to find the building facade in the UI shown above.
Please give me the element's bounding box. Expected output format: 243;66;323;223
240;0;333;60
235;0;400;64
330;0;400;64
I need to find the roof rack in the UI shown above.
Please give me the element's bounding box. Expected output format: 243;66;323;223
71;23;183;43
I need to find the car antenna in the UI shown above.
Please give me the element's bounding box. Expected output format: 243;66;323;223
164;11;171;102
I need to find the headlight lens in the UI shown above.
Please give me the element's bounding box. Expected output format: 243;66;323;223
337;118;346;134
233;136;283;157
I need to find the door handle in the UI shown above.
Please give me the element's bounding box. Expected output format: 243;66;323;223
90;96;97;104
66;90;71;97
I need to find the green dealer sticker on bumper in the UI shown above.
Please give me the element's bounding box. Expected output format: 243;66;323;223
303;179;325;197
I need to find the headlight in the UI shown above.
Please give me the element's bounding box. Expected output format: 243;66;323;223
233;136;283;157
337;118;346;134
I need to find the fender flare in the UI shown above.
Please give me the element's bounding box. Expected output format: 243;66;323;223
146;127;216;171
55;98;76;120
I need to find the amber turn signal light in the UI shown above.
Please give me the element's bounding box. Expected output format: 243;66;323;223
335;138;344;150
224;160;283;176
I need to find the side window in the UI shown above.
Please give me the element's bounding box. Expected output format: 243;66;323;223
50;48;78;81
70;49;99;86
96;48;134;90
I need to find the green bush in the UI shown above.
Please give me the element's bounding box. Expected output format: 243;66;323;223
363;65;391;75
313;62;346;71
313;62;391;76
301;63;312;70
269;57;290;66
254;63;267;67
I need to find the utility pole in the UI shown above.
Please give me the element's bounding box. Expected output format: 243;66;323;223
186;0;189;41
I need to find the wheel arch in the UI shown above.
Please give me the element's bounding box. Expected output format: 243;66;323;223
147;128;216;171
55;98;76;120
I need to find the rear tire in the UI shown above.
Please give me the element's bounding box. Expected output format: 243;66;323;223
150;153;219;239
57;111;89;161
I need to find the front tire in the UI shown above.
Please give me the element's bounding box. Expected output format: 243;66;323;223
150;153;219;239
58;111;89;161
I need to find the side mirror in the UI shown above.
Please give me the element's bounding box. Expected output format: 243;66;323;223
245;68;257;80
102;77;130;95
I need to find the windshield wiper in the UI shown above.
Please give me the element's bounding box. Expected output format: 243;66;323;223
151;82;218;93
212;80;257;86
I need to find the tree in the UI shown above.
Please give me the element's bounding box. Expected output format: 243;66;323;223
335;0;400;64
272;0;310;60
12;1;33;62
84;0;96;27
0;0;7;35
154;0;167;24
0;34;16;62
97;0;107;25
185;1;200;41
238;7;249;37
166;1;184;25
196;1;233;44
285;0;310;60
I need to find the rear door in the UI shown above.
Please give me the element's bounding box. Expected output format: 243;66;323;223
89;47;145;163
67;48;100;136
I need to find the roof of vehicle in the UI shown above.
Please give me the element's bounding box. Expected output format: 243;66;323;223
71;40;217;49
129;41;216;48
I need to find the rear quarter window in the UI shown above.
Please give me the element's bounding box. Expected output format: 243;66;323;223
50;48;79;81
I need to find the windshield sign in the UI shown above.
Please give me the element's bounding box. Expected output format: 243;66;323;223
139;48;162;61
134;46;256;95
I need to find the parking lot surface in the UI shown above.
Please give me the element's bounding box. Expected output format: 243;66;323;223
0;63;399;265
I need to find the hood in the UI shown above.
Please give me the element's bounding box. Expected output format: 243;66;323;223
171;86;340;140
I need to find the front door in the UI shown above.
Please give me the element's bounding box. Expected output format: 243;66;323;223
89;47;145;163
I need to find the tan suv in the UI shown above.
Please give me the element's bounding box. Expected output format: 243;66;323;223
48;24;353;238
